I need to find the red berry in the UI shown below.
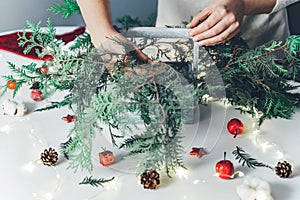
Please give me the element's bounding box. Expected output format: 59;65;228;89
216;152;234;179
31;89;42;101
39;66;49;74
7;80;17;90
227;118;244;137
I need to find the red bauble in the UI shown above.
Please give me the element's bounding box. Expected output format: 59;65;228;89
227;118;244;137
31;89;42;101
216;152;234;179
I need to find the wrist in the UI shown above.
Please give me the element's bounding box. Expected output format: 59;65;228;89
90;28;119;47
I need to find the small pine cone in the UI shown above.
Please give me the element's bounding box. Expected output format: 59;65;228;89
140;169;160;189
275;161;292;178
40;147;59;166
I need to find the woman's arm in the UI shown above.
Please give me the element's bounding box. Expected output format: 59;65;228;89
186;0;277;46
77;0;118;47
271;0;300;13
77;0;151;63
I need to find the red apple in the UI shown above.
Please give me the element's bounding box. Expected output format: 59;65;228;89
227;118;244;137
216;152;234;179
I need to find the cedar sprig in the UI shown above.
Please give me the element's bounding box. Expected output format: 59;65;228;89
35;94;73;112
79;176;115;187
48;0;80;19
59;137;73;160
232;146;273;170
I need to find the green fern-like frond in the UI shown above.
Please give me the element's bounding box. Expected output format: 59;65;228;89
116;15;142;30
79;176;115;187
232;146;273;170
59;137;73;160
69;32;93;52
35;94;73;112
48;0;80;18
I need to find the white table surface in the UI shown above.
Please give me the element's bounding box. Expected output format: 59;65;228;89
1;27;300;200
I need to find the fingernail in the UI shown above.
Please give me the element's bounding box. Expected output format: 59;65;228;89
193;37;198;42
189;31;194;36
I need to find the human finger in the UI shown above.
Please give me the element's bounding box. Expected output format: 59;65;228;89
198;22;240;46
188;8;225;37
192;12;239;42
186;9;211;28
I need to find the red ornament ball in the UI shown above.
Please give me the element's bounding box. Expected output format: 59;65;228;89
216;152;234;179
31;89;42;101
227;118;244;137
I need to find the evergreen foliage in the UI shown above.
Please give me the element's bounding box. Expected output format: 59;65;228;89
232;146;273;170
1;10;300;176
48;0;80;18
79;176;115;187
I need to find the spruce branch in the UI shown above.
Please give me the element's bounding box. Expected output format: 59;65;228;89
232;146;273;170
79;176;115;187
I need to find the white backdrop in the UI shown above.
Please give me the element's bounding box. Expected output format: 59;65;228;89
0;0;157;32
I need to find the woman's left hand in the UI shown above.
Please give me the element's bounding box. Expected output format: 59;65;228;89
187;0;245;46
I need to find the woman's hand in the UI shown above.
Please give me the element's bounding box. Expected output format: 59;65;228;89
99;33;152;64
187;0;245;46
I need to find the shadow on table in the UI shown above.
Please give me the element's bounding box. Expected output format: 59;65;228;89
291;165;300;178
271;182;293;199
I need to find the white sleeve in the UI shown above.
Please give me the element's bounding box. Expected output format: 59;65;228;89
271;0;300;13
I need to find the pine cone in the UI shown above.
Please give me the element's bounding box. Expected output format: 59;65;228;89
40;147;59;166
275;161;292;178
140;169;160;189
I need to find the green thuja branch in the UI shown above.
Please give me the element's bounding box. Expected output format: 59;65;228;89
35;94;73;112
48;0;80;18
59;137;73;160
116;15;142;30
79;176;115;187
1;18;300;177
232;146;273;170
69;32;93;52
219;36;300;124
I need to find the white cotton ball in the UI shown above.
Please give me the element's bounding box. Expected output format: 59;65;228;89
2;99;27;116
237;176;273;200
15;101;27;116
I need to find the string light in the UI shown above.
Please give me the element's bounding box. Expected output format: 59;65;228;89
104;177;119;191
176;167;189;180
0;124;11;134
275;150;285;160
251;108;287;160
43;193;54;200
22;161;37;173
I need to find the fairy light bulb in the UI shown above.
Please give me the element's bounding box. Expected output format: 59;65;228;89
104;177;118;191
261;141;273;152
0;125;11;134
22;161;36;173
43;193;54;200
176;167;189;180
275;150;285;160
